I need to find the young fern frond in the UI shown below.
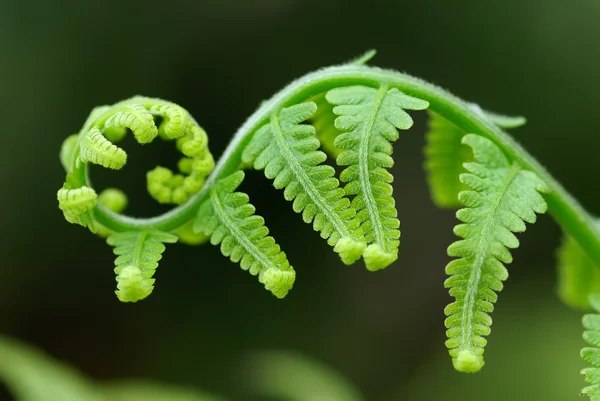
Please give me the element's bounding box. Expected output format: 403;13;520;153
241;102;366;265
101;103;158;144
79;127;127;170
325;85;429;270
444;134;550;373
581;293;600;400
556;220;600;310
55;53;600;380
194;171;295;298
57;185;98;232
107;230;178;302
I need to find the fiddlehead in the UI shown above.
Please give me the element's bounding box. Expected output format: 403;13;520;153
56;53;600;376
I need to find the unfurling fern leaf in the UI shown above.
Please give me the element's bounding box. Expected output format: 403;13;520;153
102;103;158;144
581;293;600;400
107;230;178;302
241;102;366;265
194;171;295;298
444;134;550;373
325;85;429;270
556;220;600;310
57;185;98;232
79;127;127;169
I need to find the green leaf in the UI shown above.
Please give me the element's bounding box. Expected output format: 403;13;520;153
423;111;472;208
0;334;103;401
243;351;364;401
556;220;600;310
326;85;429;270
79;127;127;170
101;381;223;401
107;230;178;302
195;171;295;298
102;104;158;144
241;102;366;265
581;293;600;400
57;185;98;232
444;134;550;373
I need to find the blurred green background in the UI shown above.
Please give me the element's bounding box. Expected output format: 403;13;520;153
1;0;599;400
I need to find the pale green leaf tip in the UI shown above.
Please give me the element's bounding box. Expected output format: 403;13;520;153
453;350;484;373
260;269;296;299
362;243;397;271
335;237;367;265
115;265;153;303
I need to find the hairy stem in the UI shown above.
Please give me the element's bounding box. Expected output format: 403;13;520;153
92;65;600;266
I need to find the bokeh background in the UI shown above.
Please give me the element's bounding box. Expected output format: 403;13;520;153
1;0;599;400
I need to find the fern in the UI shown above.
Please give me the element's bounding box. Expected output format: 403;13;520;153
582;293;600;400
55;54;600;379
325;85;429;270
79;127;127;169
107;230;178;302
444;134;550;372
194;171;295;298
241;102;366;265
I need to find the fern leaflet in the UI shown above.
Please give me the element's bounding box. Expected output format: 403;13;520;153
325;85;429;270
241;102;366;265
107;230;178;302
582;293;600;400
444;134;549;373
556;221;600;310
57;184;97;232
194;171;295;298
79;126;127;169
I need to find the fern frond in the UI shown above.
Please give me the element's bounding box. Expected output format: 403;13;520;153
325;85;429;270
103;104;158;144
581;293;600;400
556;222;600;310
424;111;472;208
194;171;295;298
57;185;97;232
106;230;178;302
147;117;214;205
148;101;192;140
444;134;550;373
79;127;127;170
241;102;366;265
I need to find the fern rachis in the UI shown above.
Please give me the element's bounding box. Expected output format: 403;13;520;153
55;52;600;381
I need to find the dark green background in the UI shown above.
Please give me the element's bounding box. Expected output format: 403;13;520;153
1;0;599;400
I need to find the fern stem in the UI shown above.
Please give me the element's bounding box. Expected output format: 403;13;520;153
92;65;600;266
